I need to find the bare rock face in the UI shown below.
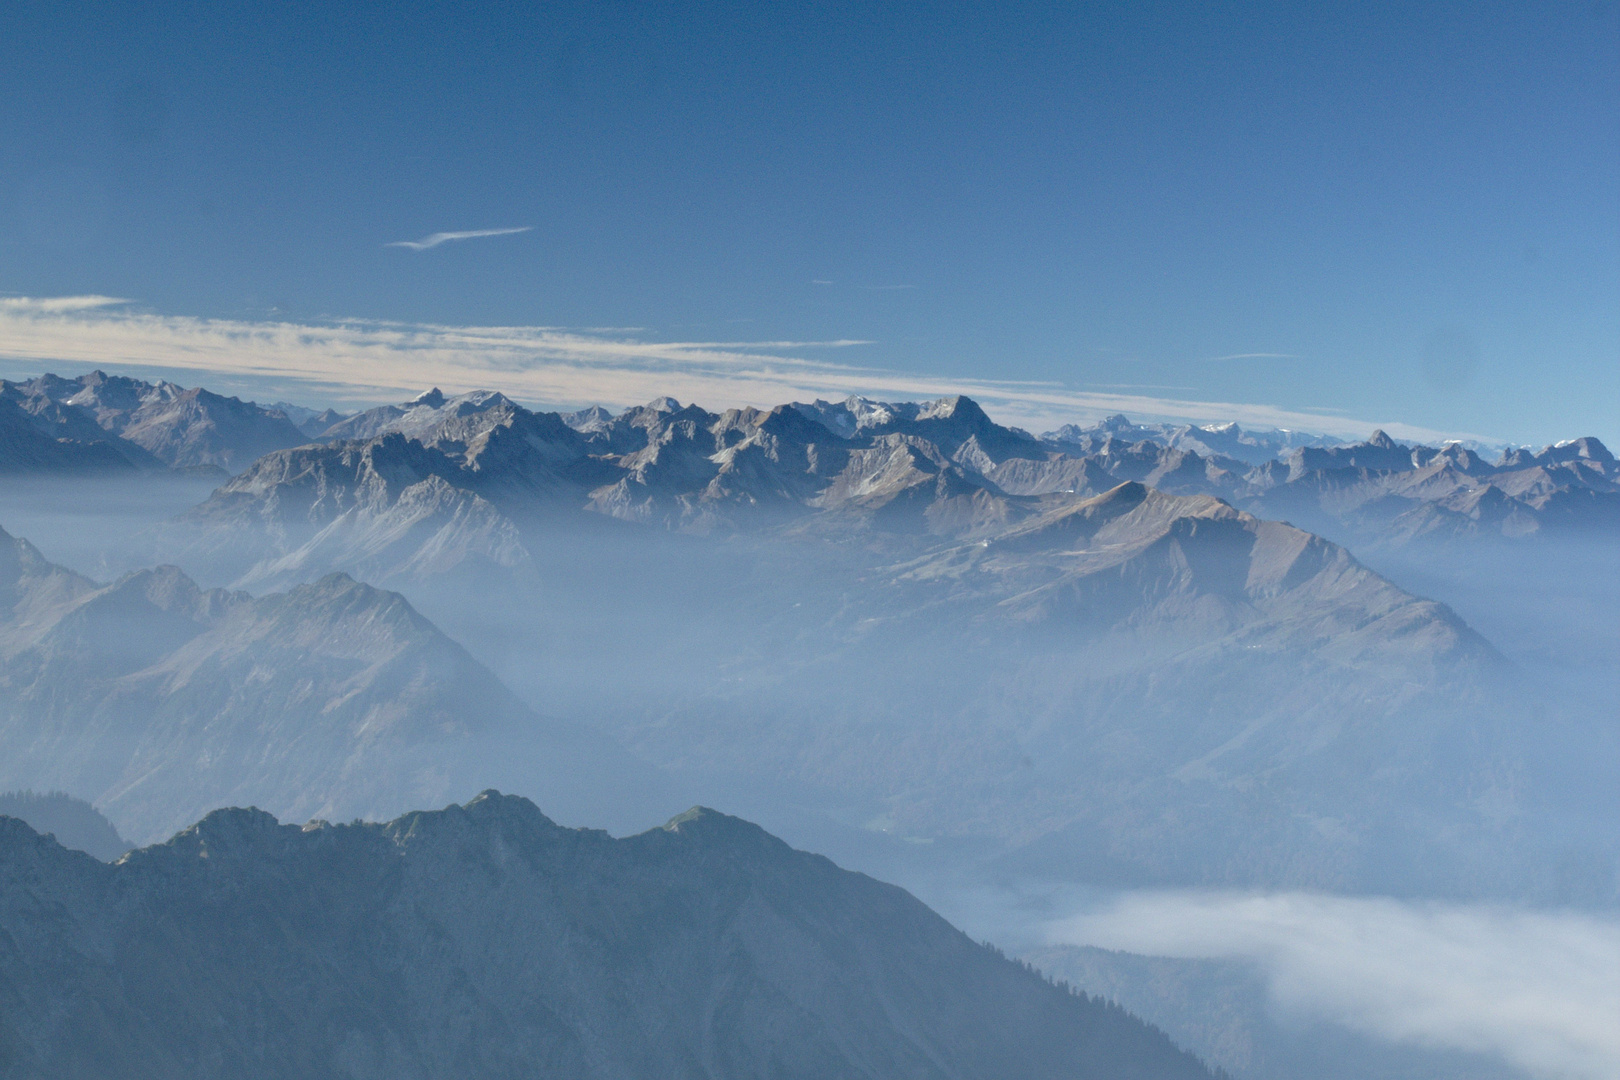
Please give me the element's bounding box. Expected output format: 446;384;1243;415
5;373;1613;545
0;394;144;474
0;793;1217;1080
170;389;1620;587
1;371;310;472
173;434;532;590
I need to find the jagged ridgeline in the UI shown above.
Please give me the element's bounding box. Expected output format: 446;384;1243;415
0;792;1219;1080
3;375;1612;578
0;371;311;474
1;377;1614;900
154;386;1616;592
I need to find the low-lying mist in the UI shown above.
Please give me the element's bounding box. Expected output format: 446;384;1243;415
0;474;220;579
1;432;1616;1080
1046;890;1620;1080
2;475;1616;905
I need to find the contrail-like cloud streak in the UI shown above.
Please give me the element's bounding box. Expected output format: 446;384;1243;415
385;226;532;250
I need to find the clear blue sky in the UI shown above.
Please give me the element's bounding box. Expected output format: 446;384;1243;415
1;1;1615;445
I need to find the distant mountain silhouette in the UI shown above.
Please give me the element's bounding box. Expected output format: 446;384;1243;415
1;371;309;472
0;526;662;843
0;790;128;861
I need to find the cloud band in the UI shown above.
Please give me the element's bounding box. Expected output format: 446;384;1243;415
0;296;1488;444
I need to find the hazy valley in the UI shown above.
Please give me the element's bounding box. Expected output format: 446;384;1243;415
1;372;1615;1079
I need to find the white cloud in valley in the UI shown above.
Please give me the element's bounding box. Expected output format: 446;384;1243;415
1049;891;1620;1080
0;295;1489;443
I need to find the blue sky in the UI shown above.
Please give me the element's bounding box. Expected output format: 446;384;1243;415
1;1;1615;445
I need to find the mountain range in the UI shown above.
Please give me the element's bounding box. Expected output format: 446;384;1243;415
0;377;1611;900
0;525;661;843
0;791;1218;1080
0;371;310;473
3;373;1609;554
1040;413;1341;465
0;374;1612;1080
147;387;1616;593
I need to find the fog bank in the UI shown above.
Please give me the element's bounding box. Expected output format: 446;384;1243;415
1049;891;1620;1080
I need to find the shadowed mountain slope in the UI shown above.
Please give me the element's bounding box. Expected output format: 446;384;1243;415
0;394;144;474
0;792;1218;1080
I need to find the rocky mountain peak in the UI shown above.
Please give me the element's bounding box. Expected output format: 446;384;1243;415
1365;429;1398;449
277;572;426;629
1546;435;1614;463
1093;478;1150;506
561;404;615;431
116;805;300;874
387;790;569;852
917;394;984;421
659;804;783;848
174;805;290;852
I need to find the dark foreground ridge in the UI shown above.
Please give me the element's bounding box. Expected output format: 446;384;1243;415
0;792;1217;1080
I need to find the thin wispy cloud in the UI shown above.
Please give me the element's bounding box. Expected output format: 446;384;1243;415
1084;383;1200;392
1049;891;1620;1080
0;296;1492;444
385;226;532;251
1202;352;1298;362
0;295;129;313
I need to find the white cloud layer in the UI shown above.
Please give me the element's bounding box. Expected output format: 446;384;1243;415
1049;891;1620;1080
0;295;1489;443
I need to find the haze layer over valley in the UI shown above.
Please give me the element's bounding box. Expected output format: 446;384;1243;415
2;376;1612;891
3;2;1612;1074
1;372;1614;1080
